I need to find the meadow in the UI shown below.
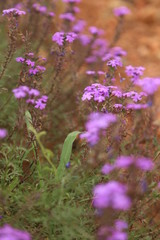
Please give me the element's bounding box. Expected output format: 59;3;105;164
0;0;160;239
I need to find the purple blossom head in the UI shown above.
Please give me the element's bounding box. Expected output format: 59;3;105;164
2;8;26;16
66;32;77;43
93;181;131;210
78;34;91;46
26;59;35;67
82;83;117;103
113;6;131;17
0;129;8;139
32;4;47;13
0;224;31;240
52;32;64;46
52;32;77;46
101;164;115;175
111;47;127;57
48;12;55;17
16;57;25;63
12;86;29;98
80;112;116;146
72;20;86;33
125;65;145;82
60;13;75;22
34;95;48;110
86;70;96;75
115;156;154;171
89;26;104;36
126;103;148;110
135;77;160;95
107;57;123;68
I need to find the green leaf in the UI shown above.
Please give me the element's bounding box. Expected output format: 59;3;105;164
25;110;33;130
56;131;80;181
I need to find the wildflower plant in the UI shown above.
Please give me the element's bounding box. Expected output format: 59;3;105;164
0;1;160;240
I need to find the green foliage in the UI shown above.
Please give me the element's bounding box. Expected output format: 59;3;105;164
56;131;81;181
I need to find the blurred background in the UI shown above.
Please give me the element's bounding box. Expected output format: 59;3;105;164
80;0;160;76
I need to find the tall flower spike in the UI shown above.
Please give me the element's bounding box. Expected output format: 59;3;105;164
2;8;26;16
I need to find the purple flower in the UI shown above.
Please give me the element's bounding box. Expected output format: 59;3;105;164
97;71;105;75
32;4;47;13
27;53;34;57
0;224;31;240
48;12;55;17
107;57;123;68
60;13;75;22
136;157;154;171
12;86;29;98
93;181;131;210
113;6;131;17
16;57;25;63
72;20;86;33
86;70;96;75
80;112;116;146
85;56;97;63
115;156;154;171
111;47;127;57
126;103;148;110
78;34;91;46
113;104;124;110
2;8;26;16
28;89;40;97
123;91;147;102
82;83;117;103
125;65;145;82
34;95;48;110
115;220;128;230
0;129;8;139
115;156;134;168
98;220;128;240
29;66;46;75
82;83;109;102
73;6;80;13
52;32;77;46
89;26;104;36
66;32;77;43
26;59;35;67
52;32;64;46
65;162;71;168
29;68;39;75
112;90;123;98
101;164;115;175
135;77;160;95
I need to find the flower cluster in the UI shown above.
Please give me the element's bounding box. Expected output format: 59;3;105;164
135;77;160;95
52;32;77;46
80;112;116;146
102;156;154;174
113;6;131;17
125;65;145;82
12;86;48;110
0;129;7;139
0;224;31;240
93;181;131;210
2;8;26;16
16;56;46;75
98;220;128;240
82;83;147;107
32;3;55;17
